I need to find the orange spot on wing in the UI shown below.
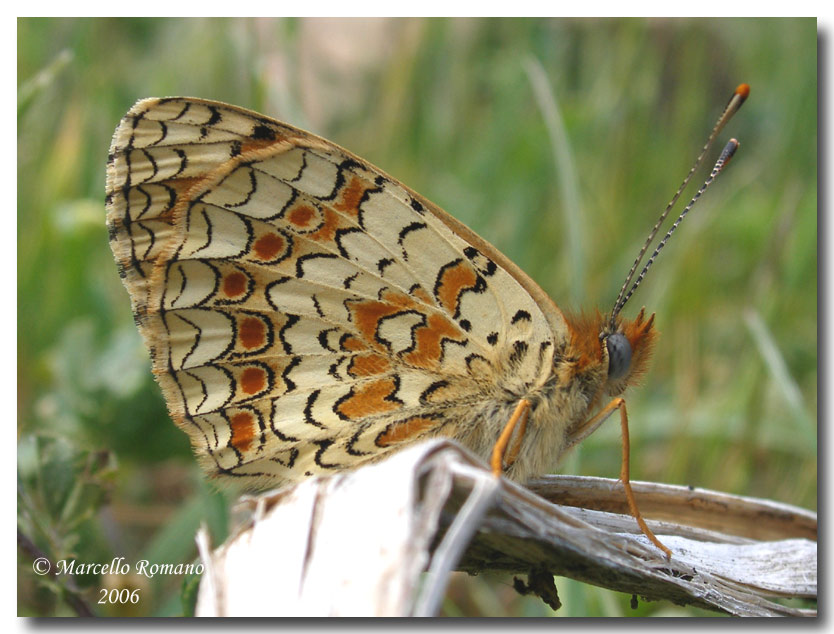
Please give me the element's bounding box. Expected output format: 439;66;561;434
239;137;284;154
229;411;256;453
337;377;401;420
334;175;372;217
240;367;267;394
348;353;391;377
348;289;465;369
253;233;286;260
239;317;266;349
411;287;433;305
403;313;463;369
436;260;478;315
287;204;316;229
223;271;247;297
309;208;340;243
350;296;407;350
376;416;438;447
341;335;367;352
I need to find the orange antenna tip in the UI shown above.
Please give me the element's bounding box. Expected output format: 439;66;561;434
735;83;751;100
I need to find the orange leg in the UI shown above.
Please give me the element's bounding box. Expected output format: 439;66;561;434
490;399;531;476
573;398;671;558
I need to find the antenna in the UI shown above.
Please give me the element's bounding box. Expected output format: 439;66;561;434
615;139;740;313
608;83;749;330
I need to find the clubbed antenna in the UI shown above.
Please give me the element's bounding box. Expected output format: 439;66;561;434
608;83;749;329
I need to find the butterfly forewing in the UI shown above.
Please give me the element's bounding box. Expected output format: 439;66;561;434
107;97;561;487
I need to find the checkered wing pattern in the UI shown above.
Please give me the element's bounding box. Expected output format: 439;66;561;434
106;98;564;488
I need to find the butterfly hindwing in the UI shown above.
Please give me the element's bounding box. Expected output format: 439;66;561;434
107;97;560;487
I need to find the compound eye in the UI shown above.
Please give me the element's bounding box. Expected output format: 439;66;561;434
606;332;632;380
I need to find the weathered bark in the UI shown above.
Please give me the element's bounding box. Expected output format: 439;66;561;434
195;440;816;617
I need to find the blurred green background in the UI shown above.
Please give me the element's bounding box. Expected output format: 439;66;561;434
18;17;816;617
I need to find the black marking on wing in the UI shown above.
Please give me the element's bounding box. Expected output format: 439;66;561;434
254;406;267;446
344;272;360;289
377;258;395;275
263;276;292;313
205;104;222;126
437;333;470;365
161;182;177;219
163;260;189;310
397;221;428;260
334;226;364;259
224;166;258;208
171;148;188;179
508;341;529;367
183;204;215;258
184;362;236;415
511;310;532;324
185;412;219;457
281;356;301;392
193;260;223;307
465;353;490;373
339;332;358;351
346;426;372;457
252;123;277;141
328;356;346;380
139;148;159;184
419;380;451;405
354;179;386;230
304;390;328;429
288;149;308;182
168;308;237;372
216;410;246;462
318;327;339;353
274;188;300;222
313;438;343;469
295;252;339;279
376;309;426;355
318;158;359;202
271;447;299;469
270;400;301;442
463;246;497;277
433;258;488;320
157;98;189;120
131;184;152;222
277;314;300;354
144;118;169;146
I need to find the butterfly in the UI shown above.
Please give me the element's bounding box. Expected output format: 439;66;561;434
106;85;748;556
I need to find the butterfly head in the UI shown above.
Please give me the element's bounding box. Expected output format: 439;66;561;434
563;307;657;397
600;307;657;392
